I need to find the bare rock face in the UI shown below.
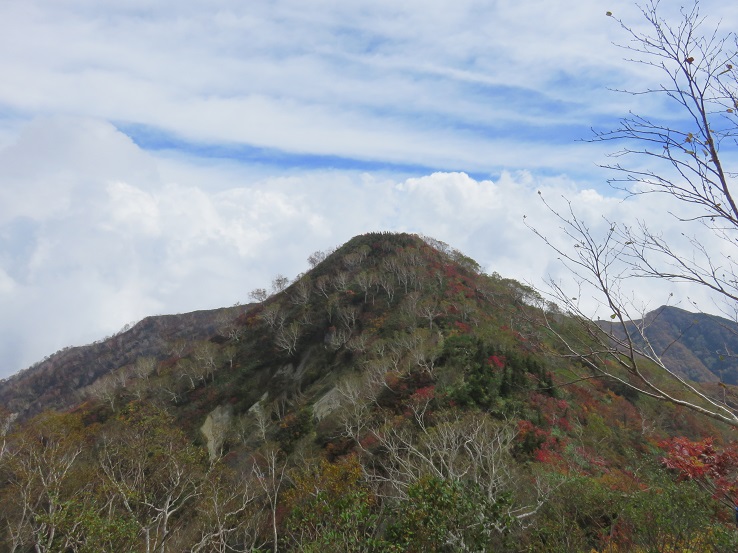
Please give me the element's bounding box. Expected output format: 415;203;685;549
313;387;342;421
201;404;233;461
248;392;269;414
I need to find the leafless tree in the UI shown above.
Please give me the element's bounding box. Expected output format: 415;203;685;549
307;249;327;269
315;274;332;299
252;404;272;444
98;409;205;553
408;329;442;376
332;271;351;292
346;333;370;354
338;304;360;332
271;274;289;295
355;271;377;304
531;1;738;426
190;464;263;553
221;344;238;370
86;373;120;411
177;358;206;390
383;256;411;293
259;303;285;330
290;276;312;306
342;252;364;271
193;341;219;382
325;294;341;324
167;338;189;360
275;322;302;356
335;376;382;452
402;291;422;320
2;413;86;553
366;412;545;522
132;356;157;381
217;312;244;342
416;300;444;330
377;272;396;303
250;447;287;553
327;327;352;350
249;288;269;304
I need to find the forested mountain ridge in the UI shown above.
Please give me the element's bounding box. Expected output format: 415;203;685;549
0;304;251;418
2;232;738;552
614;305;738;384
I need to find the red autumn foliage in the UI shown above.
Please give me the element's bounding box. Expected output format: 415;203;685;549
487;355;505;369
517;419;564;465
529;392;571;432
573;446;611;474
410;385;435;402
661;436;738;506
443;263;459;279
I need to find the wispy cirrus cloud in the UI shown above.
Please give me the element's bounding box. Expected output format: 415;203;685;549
1;0;736;377
0;0;657;174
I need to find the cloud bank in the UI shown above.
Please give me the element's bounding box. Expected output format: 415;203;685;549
0;117;721;378
2;1;737;377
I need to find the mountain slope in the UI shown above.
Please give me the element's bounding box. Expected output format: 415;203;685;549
1;232;736;552
617;305;738;384
0;304;250;417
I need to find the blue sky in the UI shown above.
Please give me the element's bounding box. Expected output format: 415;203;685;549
0;0;736;379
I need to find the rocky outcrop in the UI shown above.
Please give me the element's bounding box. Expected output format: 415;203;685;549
201;404;233;461
313;387;343;421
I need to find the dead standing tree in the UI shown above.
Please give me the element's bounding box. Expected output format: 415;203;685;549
530;1;738;427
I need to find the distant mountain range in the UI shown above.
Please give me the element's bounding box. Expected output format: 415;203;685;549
0;304;249;417
604;306;738;384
